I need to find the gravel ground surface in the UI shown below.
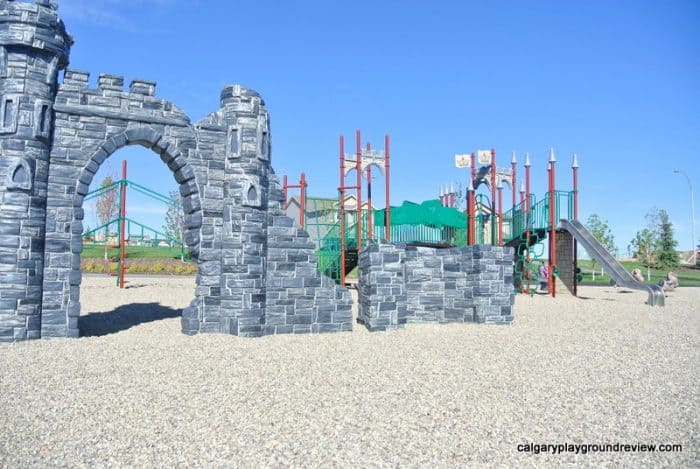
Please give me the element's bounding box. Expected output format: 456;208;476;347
1;276;698;467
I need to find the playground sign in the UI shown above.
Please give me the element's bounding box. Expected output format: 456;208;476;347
476;150;492;164
455;153;471;168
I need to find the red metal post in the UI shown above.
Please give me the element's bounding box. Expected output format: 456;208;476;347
470;152;476;184
490;149;496;245
300;172;307;229
356;130;362;251
511;152;517;211
385;134;391;241
497;183;503;246
525;153;531;246
572;155;579;220
282;175;288;209
572;154;579;296
548;150;557;297
339;135;346;286
283;174;306;226
119;160;127;289
468;182;475;245
366;164;373;240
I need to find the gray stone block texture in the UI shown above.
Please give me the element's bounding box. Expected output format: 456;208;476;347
0;1;352;341
358;243;515;331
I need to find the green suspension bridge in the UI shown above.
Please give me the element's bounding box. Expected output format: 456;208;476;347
82;160;186;287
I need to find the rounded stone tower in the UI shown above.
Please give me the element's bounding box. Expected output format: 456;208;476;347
217;84;271;337
0;0;72;341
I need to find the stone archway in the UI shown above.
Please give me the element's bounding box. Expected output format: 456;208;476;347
75;127;203;258
40;126;203;339
0;1;354;342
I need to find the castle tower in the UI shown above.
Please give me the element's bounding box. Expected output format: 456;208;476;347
217;84;271;336
0;1;72;341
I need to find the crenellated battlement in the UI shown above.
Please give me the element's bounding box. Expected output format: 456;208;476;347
61;71;156;96
61;69;89;89
130;78;156;96
55;69;188;127
97;73;123;91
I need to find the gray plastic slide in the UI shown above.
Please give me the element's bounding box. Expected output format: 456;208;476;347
559;219;665;306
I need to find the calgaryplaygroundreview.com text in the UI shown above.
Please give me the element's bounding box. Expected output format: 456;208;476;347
516;442;683;455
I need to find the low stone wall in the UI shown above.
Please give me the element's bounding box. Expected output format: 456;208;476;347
358;244;515;331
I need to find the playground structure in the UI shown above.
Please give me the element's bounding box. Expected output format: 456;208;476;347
288;144;666;306
286;130;391;285
0;2;665;344
82;160;187;288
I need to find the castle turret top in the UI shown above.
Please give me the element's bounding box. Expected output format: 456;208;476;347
0;0;72;67
220;84;263;107
3;0;57;8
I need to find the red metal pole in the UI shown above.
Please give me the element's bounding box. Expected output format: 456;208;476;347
119;160;127;289
549;150;557;297
356;130;362;251
490;149;497;245
470;152;475;184
468;182;475;245
572;154;579;296
525;153;531;246
497;183;503;246
339;135;346;286
366;164;373;240
385;134;391;241
300;172;306;229
282;174;288;209
572;155;579;220
511;152;517;211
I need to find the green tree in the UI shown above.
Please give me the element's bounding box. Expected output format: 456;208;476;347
94;174;119;260
95;175;118;229
651;209;679;269
585;214;618;279
163;191;185;261
630;228;656;280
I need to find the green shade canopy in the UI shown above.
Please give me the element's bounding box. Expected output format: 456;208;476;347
374;199;467;228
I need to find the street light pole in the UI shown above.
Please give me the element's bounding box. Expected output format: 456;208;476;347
673;168;696;265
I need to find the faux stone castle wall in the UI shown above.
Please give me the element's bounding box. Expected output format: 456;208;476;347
0;0;352;341
264;182;353;334
555;229;575;295
358;244;515;331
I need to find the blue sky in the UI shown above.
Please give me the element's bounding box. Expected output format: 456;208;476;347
60;0;699;256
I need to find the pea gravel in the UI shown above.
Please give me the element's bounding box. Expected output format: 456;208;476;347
1;276;698;467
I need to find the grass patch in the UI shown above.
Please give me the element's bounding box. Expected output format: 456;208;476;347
82;244;189;260
81;244;194;275
577;259;700;287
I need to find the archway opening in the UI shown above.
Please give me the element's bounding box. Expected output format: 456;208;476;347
78;143;197;337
